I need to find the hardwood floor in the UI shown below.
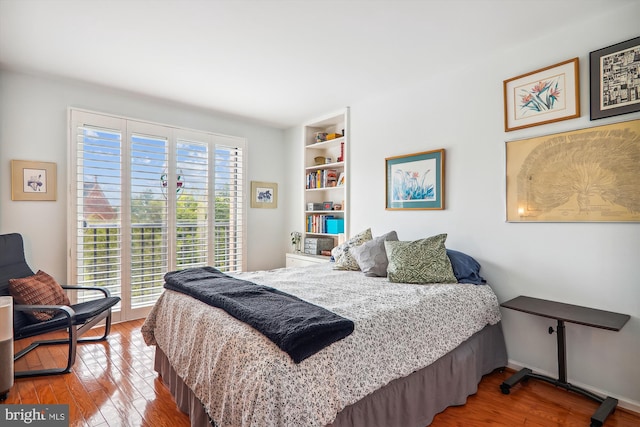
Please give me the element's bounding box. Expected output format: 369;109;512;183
5;319;639;427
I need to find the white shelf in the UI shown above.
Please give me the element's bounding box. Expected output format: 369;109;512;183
305;161;344;171
305;186;344;192
305;136;345;149
302;109;349;244
305;210;344;214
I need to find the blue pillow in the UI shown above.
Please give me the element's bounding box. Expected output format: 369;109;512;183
446;249;486;285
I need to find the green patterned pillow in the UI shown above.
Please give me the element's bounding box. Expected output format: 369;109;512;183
331;228;373;270
384;234;458;284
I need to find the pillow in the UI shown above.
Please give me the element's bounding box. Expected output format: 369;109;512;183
9;270;71;321
447;249;486;285
351;231;398;277
384;234;458;284
331;228;373;270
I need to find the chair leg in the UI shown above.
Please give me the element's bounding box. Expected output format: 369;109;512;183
14;325;78;378
13;309;114;378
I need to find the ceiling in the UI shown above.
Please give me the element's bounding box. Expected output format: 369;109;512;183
0;0;624;128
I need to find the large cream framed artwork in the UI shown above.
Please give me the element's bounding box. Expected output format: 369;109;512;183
506;119;640;222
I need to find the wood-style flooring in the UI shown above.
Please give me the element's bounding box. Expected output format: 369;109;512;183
5;319;639;426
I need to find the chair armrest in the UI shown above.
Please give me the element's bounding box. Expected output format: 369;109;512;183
14;303;76;321
62;285;111;297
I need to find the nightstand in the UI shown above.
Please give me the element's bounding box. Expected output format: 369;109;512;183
285;252;330;268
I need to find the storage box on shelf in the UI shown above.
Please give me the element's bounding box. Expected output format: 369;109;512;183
303;237;334;255
301;109;349;259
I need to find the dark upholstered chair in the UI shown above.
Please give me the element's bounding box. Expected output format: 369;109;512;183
0;233;120;378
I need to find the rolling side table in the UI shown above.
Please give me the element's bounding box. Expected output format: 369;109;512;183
500;296;630;427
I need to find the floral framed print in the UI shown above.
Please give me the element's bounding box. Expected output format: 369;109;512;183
11;160;57;201
503;58;580;132
385;149;445;210
590;36;640;120
250;181;278;208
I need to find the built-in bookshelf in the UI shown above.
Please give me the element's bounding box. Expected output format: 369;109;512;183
302;108;349;254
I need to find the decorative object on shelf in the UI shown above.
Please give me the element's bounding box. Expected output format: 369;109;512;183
506;119;640;222
337;172;345;187
503;58;580;132
315;132;328;143
10;160;57;201
337;141;344;162
590;36;640;120
290;231;302;253
250;181;278;209
385;149;445;210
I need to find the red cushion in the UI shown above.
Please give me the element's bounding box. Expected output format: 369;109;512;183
9;270;70;321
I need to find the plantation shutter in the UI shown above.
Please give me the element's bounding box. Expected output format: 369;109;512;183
70;112;124;306
128;122;170;309
69;109;246;320
213;138;245;272
175;135;209;269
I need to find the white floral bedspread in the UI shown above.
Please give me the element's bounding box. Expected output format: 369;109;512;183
141;264;502;427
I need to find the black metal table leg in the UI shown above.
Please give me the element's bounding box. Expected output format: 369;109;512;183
500;367;532;394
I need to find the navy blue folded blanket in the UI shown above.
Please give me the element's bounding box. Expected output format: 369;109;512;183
163;266;354;363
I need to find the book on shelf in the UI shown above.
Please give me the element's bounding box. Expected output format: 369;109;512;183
306;214;335;233
306;169;339;189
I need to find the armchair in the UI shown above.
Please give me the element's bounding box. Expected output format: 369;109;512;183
0;233;120;378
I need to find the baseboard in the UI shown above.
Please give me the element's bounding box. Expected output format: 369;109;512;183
506;360;640;415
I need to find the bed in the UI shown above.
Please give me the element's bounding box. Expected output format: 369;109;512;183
141;252;507;427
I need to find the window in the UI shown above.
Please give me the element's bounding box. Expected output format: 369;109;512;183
68;109;246;321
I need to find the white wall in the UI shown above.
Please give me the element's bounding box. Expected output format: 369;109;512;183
286;2;640;410
0;70;287;277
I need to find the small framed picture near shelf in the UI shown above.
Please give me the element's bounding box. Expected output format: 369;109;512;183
11;159;57;201
385;149;445;210
590;36;640;120
250;181;278;209
503;57;580;132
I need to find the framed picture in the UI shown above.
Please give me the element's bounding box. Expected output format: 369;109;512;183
385;149;445;210
250;181;278;209
506;119;640;222
589;36;640;120
11;160;57;201
503;58;580;132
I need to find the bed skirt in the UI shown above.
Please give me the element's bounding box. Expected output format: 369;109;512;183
154;321;507;427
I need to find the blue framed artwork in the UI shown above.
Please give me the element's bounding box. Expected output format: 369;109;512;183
385;149;445;210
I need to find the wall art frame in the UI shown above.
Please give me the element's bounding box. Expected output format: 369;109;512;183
385;149;445;210
589;36;640;120
505;119;640;222
250;181;278;209
11;160;57;201
503;57;580;132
